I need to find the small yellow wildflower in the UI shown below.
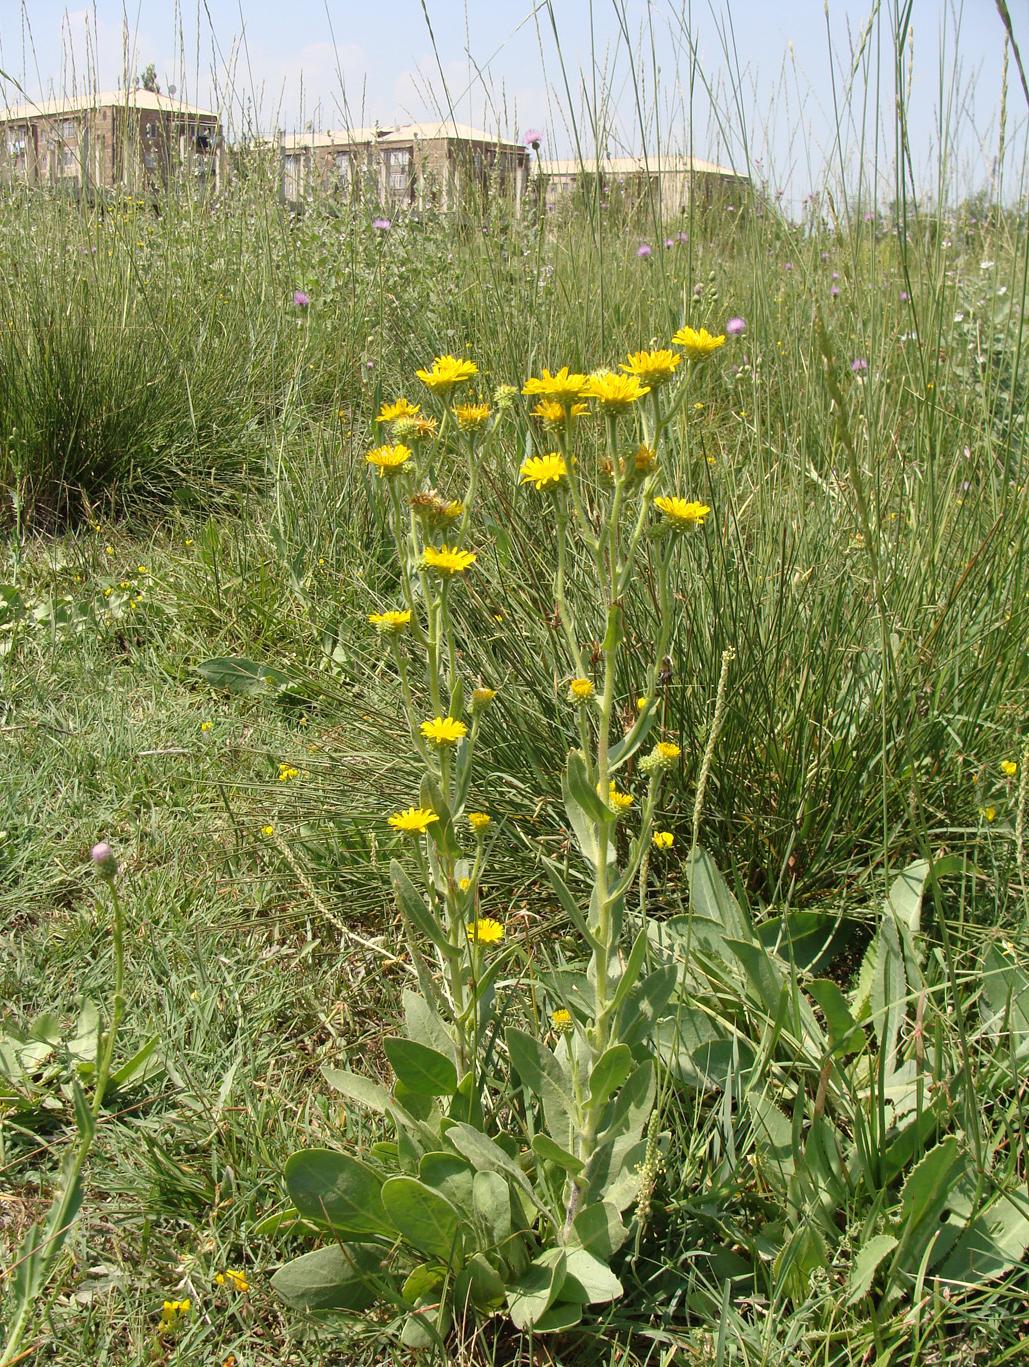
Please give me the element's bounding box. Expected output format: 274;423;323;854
200;720;214;733
420;716;468;746
103;586;113;598
631;444;658;475
368;609;412;633
453;402;491;429
261;824;275;837
1000;760;1018;777
620;349;682;387
137;565;149;575
388;807;439;835
158;1299;191;1332
608;782;634;812
981;806;997;823
119;580;131;589
416;355;478;393
215;1269;249;1293
656;741;681;761
366;443;413;477
530;398;589;427
423;544;477;576
458;876;472;892
636;696;649;711
410;416;440;439
467;917;505;945
471;687;497;709
377;397;421;422
410;491;463;524
569;678;595;702
104;544;114;555
467;811;491;831
277;764;300;782
550;1008;573;1032
580;372;650;409
184;538;194;547
672;325;726;359
654;496;711;529
522;366;588;400
652;830;675;849
519;452;568;491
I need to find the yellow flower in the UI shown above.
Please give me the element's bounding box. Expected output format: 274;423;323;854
410;491;464;525
184;538;194;547
388;807;439;835
1000;760;1018;777
608;782;634;812
656;741;681;761
458;876;472;892
377;397;421;422
981;806;997;823
420;716;468;746
631;444;658;475
423;544;477;576
569;677;594;702
453;402;491;429
550;1008;573;1031
215;1269;249;1293
200;720;213;733
277;764;300;782
159;1299;191;1331
368;609;412;633
416;355;478;393
620;349;681;387
519;452;568;491
636;696;649;711
471;687;497;709
672;325;726;359
652;830;675;850
580;372;650;409
467;917;505;944
654;496;711;528
366;443;413;477
261;824;275;837
530;398;589;427
522;366;588;400
104;544;114;555
467;811;491;831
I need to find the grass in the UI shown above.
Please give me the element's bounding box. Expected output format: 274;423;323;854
2;5;1028;1361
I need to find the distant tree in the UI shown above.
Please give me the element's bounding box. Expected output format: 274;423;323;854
139;64;160;94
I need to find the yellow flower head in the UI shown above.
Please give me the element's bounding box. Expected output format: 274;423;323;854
277;764;300;782
423;543;477;576
652;830;675;849
467;811;491;831
453;402;491;429
388;807;439;834
471;686;497;709
416;355;478;393
631;444;658;475
569;677;594;702
410;491;464;525
159;1299;191;1331
530;398;589;428
420;716;468;746
377;397;421;423
550;1007;573;1031
522;366;588;400
467;917;505;945
620;349;682;387
636;696;650;711
520;452;568;491
368;609;413;633
1000;760;1018;777
608;782;634;812
392;414;440;442
981;806;997;823
200;720;214;733
458;876;472;892
654;496;711;529
261;824;275;837
366;443;413;477
672;325;726;360
580;371;651;409
215;1270;249;1293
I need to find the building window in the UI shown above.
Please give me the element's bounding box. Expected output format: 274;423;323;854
334;151;351;188
385;147;411;195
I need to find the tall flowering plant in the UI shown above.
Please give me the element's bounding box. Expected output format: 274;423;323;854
273;333;724;1344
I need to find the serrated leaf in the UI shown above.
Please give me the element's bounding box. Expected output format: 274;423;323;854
845;1233;898;1304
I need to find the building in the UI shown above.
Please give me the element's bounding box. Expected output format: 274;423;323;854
280;122;528;211
535;154;748;216
0;90;223;195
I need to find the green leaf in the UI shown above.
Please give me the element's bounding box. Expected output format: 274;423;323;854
390;861;451;957
937;1191;1029;1287
566;750;614;825
445;1121;548;1216
531;1133;584;1175
381;1175;466;1265
587;1045;632;1110
270;1244;380;1312
196;656;290;695
531;1299;584;1333
871;914;906;1071
419;1152;475;1215
686;847;753;941
563;1246;623;1304
541;859;596;947
506;1250;566;1330
454;1253;507;1312
321;1067;391;1114
473;1169;516;1245
890;1138;963;1282
845;1233;899;1304
506;1027;576;1150
403;990;455;1061
420;775;462;861
807;979;865;1056
572;1202;629;1260
284;1149;389;1236
384;1037;457;1096
607;929;649;1021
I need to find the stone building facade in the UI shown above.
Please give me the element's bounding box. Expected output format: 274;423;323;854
535;154;748;216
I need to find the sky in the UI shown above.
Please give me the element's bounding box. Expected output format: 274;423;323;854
2;1;1026;210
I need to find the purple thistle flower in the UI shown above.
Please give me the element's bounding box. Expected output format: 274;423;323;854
900;290;910;302
523;128;542;150
372;216;391;231
664;238;675;248
850;357;869;373
783;261;794;271
91;842;118;877
293;290;310;309
820;251;829;262
830;285;840;298
636;243;653;258
726;316;746;336
677;231;689;244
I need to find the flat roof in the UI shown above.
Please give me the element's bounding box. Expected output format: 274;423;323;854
282;121;524;151
0;90;218;121
538;155;740;178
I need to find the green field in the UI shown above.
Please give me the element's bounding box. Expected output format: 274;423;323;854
1;79;1027;1367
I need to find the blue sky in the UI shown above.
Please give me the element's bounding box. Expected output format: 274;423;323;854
2;2;1025;208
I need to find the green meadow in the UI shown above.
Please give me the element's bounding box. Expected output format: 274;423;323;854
1;27;1028;1367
